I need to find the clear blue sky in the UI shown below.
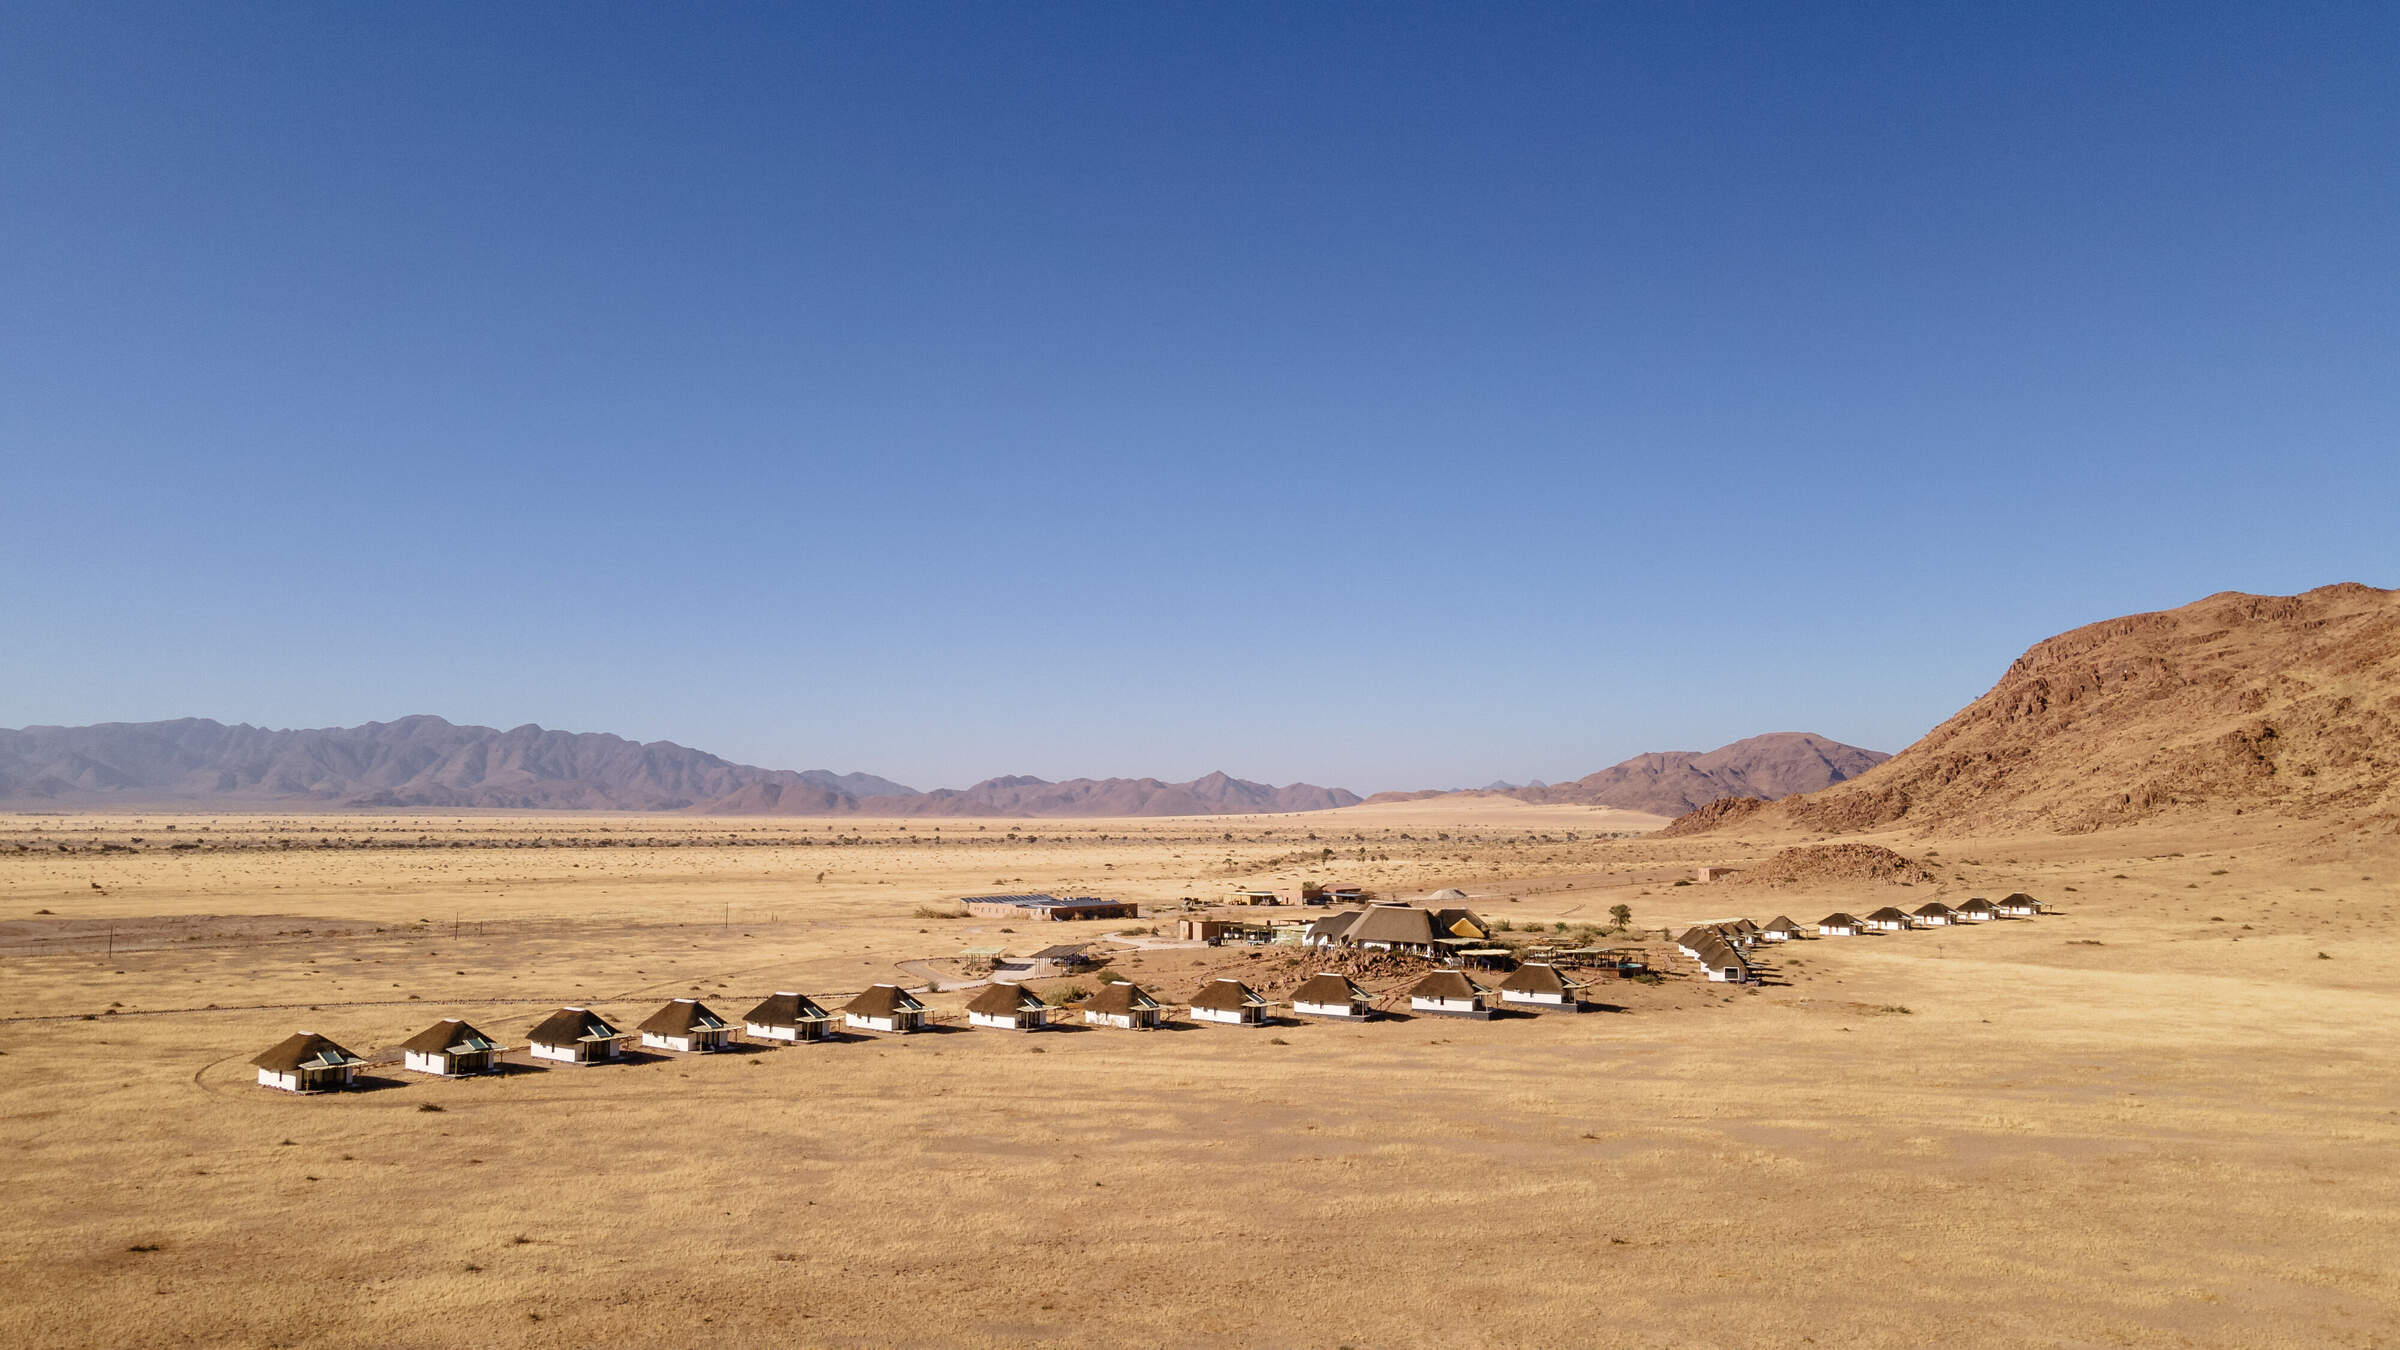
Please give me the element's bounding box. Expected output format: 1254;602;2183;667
4;3;2394;793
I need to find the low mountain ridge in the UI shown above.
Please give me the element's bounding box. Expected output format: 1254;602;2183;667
1367;732;1888;817
1665;583;2400;837
701;770;1361;818
0;716;896;812
0;716;1355;817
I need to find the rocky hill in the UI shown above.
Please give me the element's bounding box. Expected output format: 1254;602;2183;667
1666;583;2400;837
1368;732;1887;817
0;716;1357;817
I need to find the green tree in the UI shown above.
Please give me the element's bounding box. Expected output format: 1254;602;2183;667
1608;903;1633;931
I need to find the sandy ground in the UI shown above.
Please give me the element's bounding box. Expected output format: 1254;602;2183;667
2;807;2396;1348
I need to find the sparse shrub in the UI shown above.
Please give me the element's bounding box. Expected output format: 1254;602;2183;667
913;904;966;920
417;1103;445;1113
1268;1036;1289;1045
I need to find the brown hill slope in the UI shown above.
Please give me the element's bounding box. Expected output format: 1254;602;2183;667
1669;583;2400;837
1368;732;1887;816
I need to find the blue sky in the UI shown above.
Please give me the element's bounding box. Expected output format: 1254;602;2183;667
3;3;2394;793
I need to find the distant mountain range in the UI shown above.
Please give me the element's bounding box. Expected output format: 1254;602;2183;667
0;716;1358;817
1365;732;1889;817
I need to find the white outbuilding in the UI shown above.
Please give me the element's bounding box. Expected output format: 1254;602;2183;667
526;1007;630;1065
742;991;834;1043
1498;962;1586;1010
1189;979;1271;1025
1082;981;1163;1030
398;1019;503;1077
966;983;1049;1031
638;999;733;1053
251;1032;365;1093
1407;969;1490;1018
1290;972;1373;1019
842;985;928;1034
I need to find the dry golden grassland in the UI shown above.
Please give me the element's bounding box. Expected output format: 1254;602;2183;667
3;805;2397;1348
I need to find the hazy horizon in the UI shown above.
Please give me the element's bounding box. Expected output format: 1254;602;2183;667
5;5;2393;791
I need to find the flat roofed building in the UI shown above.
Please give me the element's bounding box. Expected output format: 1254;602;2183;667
399;1019;502;1077
527;1007;629;1064
842;985;927;1034
742;992;833;1043
252;1032;364;1093
1290;972;1373;1019
1498;962;1586;1009
638;999;732;1053
1189;979;1270;1025
966;983;1049;1031
961;893;1139;923
1082;981;1162;1030
1408;969;1490;1019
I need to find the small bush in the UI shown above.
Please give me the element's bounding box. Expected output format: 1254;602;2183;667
912;904;966;920
417;1103;445;1113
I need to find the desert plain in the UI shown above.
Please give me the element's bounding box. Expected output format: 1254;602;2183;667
3;801;2397;1349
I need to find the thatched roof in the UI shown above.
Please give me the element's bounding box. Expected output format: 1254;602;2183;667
966;984;1045;1016
251;1032;362;1073
397;1019;498;1056
1500;963;1582;995
1430;907;1490;938
1913;902;1955;918
1819;913;1862;926
1955;897;1999;913
1083;982;1159;1016
1291;973;1368;1005
742;992;830;1026
638;999;728;1036
1189;979;1265;1011
1343;905;1439;946
843;985;925;1016
1304;912;1361;944
1424;888;1470;902
526;1007;625;1046
1864;906;1912;923
1763;916;1801;933
1408;969;1482;1001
